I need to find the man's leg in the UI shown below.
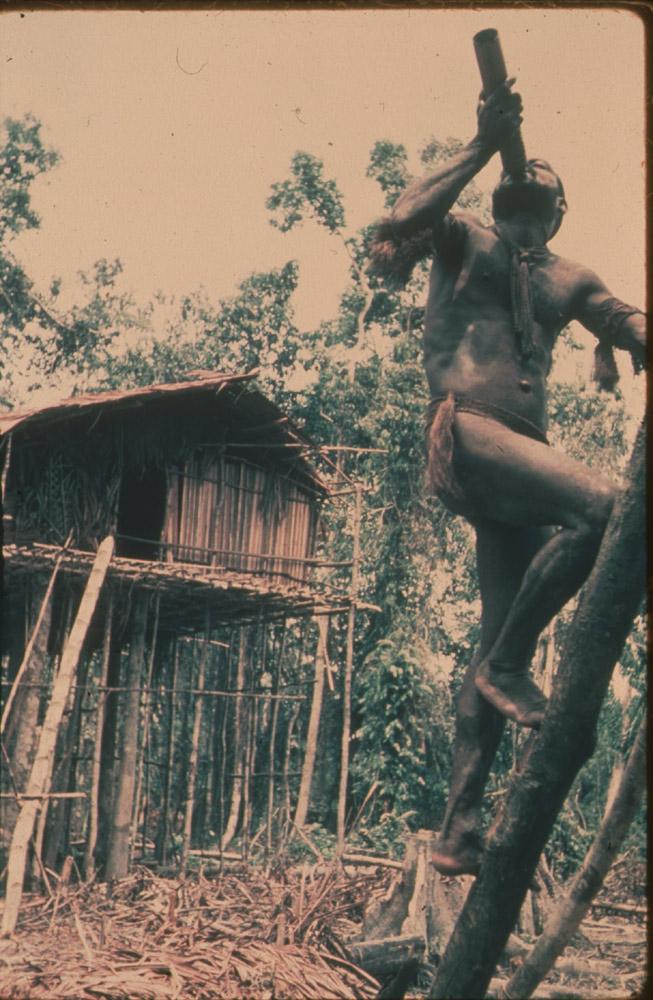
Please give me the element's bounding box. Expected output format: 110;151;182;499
432;520;551;876
452;412;617;728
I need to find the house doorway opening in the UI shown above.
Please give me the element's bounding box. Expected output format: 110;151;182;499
116;465;167;560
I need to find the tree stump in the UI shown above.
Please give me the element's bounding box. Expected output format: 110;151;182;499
360;831;471;968
358;830;540;985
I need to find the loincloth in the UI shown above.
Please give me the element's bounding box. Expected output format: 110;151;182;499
425;393;549;518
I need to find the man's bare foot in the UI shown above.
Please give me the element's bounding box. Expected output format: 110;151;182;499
431;835;483;877
475;661;547;729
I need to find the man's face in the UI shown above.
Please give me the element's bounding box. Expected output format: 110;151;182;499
492;160;566;232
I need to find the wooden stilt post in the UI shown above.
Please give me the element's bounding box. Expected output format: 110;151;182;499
30;594;74;882
4;583;53;871
131;593;160;860
221;627;247;851
265;624;286;857
2;536;114;936
43;648;88;871
104;590;149;881
96;632;122;871
158;639;179;864
336;483;362;856
242;692;258;862
85;594;114;880
181;613;210;874
294;616;328;831
217;629;236;867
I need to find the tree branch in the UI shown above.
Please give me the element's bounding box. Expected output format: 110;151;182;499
429;418;646;999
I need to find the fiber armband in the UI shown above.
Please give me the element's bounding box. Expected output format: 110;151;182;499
591;297;645;391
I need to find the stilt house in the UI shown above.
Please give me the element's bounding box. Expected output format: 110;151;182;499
0;372;351;897
1;370;344;631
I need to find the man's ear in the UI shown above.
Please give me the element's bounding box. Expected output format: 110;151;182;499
548;195;567;240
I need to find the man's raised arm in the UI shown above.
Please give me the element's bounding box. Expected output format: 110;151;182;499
390;80;523;238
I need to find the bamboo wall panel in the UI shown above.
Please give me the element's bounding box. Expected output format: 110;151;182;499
161;454;317;586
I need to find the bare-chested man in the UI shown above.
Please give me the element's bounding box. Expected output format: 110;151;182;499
371;81;646;876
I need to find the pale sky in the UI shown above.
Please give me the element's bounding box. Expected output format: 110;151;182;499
0;7;646;395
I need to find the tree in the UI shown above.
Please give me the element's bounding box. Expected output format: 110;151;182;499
429;421;645;999
0;115;155;404
502;713;646;999
0;115;58;402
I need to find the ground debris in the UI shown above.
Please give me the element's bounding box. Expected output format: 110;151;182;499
0;858;647;999
0;863;382;999
488;859;648;1000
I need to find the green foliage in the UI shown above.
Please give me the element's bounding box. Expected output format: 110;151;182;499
186;260;301;400
548;378;629;479
0;115;59;240
348;811;411;859
545;801;594;879
0;116;60;386
366;141;410;210
48;259;146;379
285;824;337;863
619;613;647;695
267;152;345;233
351;631;453;829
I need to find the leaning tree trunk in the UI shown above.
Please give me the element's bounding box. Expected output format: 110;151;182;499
1;532;71;740
502;713;647;999
429;419;645;1000
1;579;53;857
104;591;149;881
2;536;114;936
43;651;87;871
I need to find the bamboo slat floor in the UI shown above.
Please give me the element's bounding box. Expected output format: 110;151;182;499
3;544;357;628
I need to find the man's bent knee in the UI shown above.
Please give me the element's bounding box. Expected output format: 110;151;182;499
584;482;617;532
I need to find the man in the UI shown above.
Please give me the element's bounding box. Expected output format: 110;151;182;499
370;81;646;876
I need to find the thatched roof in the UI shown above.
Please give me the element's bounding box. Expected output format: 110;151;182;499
0;371;329;494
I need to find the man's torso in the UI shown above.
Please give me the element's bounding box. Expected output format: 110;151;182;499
423;213;585;431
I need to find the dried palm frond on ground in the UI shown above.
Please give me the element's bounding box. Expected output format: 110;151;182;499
0;858;646;999
0;863;384;999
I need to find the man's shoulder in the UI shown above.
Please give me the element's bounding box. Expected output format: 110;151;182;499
448;209;486;231
437;211;492;247
545;252;601;288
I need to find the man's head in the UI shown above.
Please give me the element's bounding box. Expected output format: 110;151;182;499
492;159;567;240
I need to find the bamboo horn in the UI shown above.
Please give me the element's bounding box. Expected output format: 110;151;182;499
473;28;527;175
